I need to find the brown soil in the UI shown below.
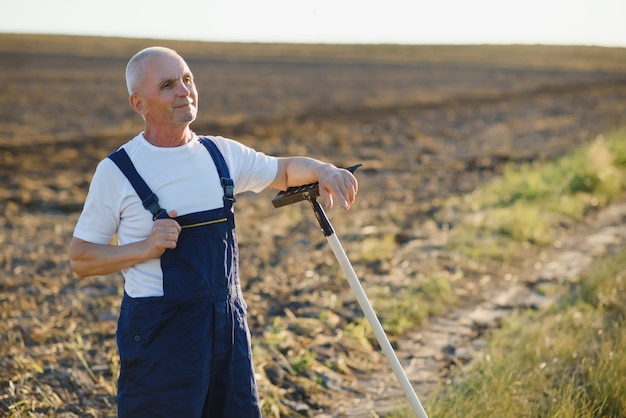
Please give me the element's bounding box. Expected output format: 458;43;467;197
1;35;626;417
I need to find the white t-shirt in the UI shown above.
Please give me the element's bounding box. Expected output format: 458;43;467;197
73;133;278;297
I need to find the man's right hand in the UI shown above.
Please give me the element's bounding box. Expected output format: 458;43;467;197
145;210;181;257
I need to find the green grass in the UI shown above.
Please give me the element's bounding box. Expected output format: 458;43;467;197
446;129;626;260
367;276;454;335
479;134;624;211
424;247;626;418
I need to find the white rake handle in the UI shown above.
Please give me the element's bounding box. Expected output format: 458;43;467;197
325;233;428;418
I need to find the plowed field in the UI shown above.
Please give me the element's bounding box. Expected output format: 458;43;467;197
1;35;626;417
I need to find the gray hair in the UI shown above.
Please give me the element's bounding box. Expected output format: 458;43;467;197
125;46;180;95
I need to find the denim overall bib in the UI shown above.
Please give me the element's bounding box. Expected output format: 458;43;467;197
108;137;261;418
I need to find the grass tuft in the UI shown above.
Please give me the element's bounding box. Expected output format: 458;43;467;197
367;276;454;335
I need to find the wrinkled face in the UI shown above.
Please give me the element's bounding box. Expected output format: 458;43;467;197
131;52;198;127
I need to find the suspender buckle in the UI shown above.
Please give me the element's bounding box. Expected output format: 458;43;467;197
142;193;166;220
221;177;236;202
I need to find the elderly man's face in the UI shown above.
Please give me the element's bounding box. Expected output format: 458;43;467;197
133;53;198;127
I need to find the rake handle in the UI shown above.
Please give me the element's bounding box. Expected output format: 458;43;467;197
308;197;428;418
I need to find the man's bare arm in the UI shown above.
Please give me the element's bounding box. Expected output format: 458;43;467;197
268;157;358;210
69;210;181;277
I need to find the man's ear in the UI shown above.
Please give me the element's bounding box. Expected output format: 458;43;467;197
129;93;146;115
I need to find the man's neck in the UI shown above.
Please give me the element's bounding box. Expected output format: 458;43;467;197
143;125;193;147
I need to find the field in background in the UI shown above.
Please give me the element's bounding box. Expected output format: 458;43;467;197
1;34;626;417
2;34;626;147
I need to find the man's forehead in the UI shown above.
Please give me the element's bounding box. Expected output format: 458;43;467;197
146;54;192;80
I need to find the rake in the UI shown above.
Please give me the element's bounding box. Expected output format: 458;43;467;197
272;164;428;418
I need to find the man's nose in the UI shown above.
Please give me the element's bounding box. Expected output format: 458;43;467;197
176;80;191;96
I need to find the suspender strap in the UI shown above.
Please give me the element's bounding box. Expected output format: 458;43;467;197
199;137;236;203
107;137;235;220
107;148;167;220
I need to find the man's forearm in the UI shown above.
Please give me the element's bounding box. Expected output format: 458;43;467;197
69;238;152;277
269;157;334;191
269;157;358;210
69;212;181;277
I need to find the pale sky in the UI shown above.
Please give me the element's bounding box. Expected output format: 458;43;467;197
1;0;625;47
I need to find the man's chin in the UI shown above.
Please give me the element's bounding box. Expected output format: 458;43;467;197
179;110;197;124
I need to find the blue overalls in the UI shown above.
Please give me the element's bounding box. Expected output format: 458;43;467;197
108;137;261;418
